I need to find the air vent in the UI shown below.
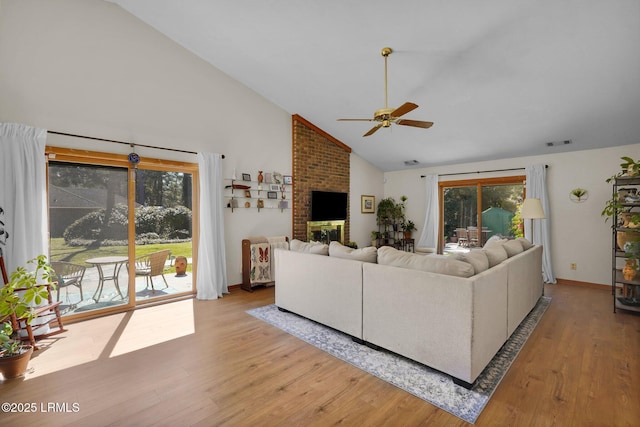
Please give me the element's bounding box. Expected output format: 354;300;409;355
546;139;572;147
404;160;420;166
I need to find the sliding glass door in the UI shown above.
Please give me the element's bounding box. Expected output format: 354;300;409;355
441;176;525;253
48;162;130;314
47;147;198;319
133;168;194;303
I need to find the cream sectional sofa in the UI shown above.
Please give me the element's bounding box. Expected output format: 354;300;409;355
274;239;543;387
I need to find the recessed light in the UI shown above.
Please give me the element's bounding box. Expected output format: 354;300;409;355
404;160;420;166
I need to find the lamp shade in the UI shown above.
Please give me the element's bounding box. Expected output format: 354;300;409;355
520;198;545;219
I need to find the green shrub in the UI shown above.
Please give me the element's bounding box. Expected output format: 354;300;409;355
63;204;192;243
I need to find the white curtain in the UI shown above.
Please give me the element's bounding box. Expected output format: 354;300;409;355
525;164;556;284
196;152;228;299
417;173;439;250
0;123;48;274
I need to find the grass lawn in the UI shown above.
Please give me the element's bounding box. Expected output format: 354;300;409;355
50;238;193;269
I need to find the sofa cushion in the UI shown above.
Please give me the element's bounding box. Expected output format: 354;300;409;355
289;239;329;255
482;240;509;267
377;246;474;277
329;241;378;263
517;237;534;250
503;239;524;257
456;250;490;274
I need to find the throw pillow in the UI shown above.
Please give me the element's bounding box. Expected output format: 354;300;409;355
482;240;509;267
503;239;524;257
289;239;329;255
328;241;378;263
517;237;534;250
457;250;490;274
483;234;504;246
377;246;474;278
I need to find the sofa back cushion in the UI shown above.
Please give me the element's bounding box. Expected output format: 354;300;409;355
456;250;490;274
329;241;378;263
377;246;474;277
503;239;524;257
290;239;329;255
517;237;534;250
482;239;509;267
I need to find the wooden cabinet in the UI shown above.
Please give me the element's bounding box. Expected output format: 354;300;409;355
610;176;640;313
224;179;291;212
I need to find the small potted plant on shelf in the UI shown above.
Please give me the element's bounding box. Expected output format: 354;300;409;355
623;241;640;281
602;157;640;250
402;220;417;239
0;255;54;380
605;156;640;183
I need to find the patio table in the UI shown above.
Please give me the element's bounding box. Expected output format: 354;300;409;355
86;256;127;301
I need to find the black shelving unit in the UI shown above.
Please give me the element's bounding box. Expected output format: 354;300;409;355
611;176;640;313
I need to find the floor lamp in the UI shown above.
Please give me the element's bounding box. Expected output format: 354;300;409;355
521;198;545;245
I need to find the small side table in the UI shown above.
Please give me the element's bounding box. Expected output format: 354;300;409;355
400;239;415;253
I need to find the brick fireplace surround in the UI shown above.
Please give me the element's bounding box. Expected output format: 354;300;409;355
292;114;351;243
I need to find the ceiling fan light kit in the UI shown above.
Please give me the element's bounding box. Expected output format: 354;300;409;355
338;47;434;137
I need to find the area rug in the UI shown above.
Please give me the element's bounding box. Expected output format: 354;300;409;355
247;296;551;424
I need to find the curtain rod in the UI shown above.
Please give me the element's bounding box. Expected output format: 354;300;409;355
421;164;547;178
47;130;225;158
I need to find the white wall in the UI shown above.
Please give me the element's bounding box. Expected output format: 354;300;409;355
385;144;640;286
0;0;293;286
349;153;385;248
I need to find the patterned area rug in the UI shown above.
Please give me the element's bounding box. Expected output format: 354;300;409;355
247;296;551;424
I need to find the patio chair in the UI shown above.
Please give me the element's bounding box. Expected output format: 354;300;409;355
50;261;86;302
467;227;479;247
455;228;468;247
131;250;171;291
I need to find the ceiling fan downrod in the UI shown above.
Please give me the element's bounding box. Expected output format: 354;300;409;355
382;47;392;110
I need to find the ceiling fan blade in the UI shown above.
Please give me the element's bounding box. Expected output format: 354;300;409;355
363;123;383;137
391;102;418;118
396;119;434;129
337;118;374;122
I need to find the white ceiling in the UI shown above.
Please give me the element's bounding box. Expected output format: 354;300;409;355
108;0;640;171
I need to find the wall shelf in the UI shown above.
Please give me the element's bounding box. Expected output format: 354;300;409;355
224;178;291;212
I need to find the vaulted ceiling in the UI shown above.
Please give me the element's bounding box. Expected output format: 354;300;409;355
108;0;640;171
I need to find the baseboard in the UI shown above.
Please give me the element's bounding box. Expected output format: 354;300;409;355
555;278;609;290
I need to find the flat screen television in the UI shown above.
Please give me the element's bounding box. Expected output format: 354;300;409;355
311;190;348;221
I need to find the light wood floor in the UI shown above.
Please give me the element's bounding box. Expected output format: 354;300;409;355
1;283;638;426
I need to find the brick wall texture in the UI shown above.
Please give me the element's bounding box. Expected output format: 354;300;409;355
292;116;350;242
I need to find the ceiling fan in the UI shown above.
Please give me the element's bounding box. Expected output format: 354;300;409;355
337;47;434;137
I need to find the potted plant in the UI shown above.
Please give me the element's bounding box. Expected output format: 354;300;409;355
605;156;640;183
371;231;381;247
402;220;417;239
0;255;54;379
621;241;640;281
376;198;397;225
602;157;640;249
0;322;34;379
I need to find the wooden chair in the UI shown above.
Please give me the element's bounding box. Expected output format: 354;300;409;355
13;284;66;349
130;250;171;291
455;228;468;247
467;227;479;247
1;255;66;349
50;261;86;302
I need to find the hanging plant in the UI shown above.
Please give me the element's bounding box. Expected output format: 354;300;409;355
570;188;588;202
